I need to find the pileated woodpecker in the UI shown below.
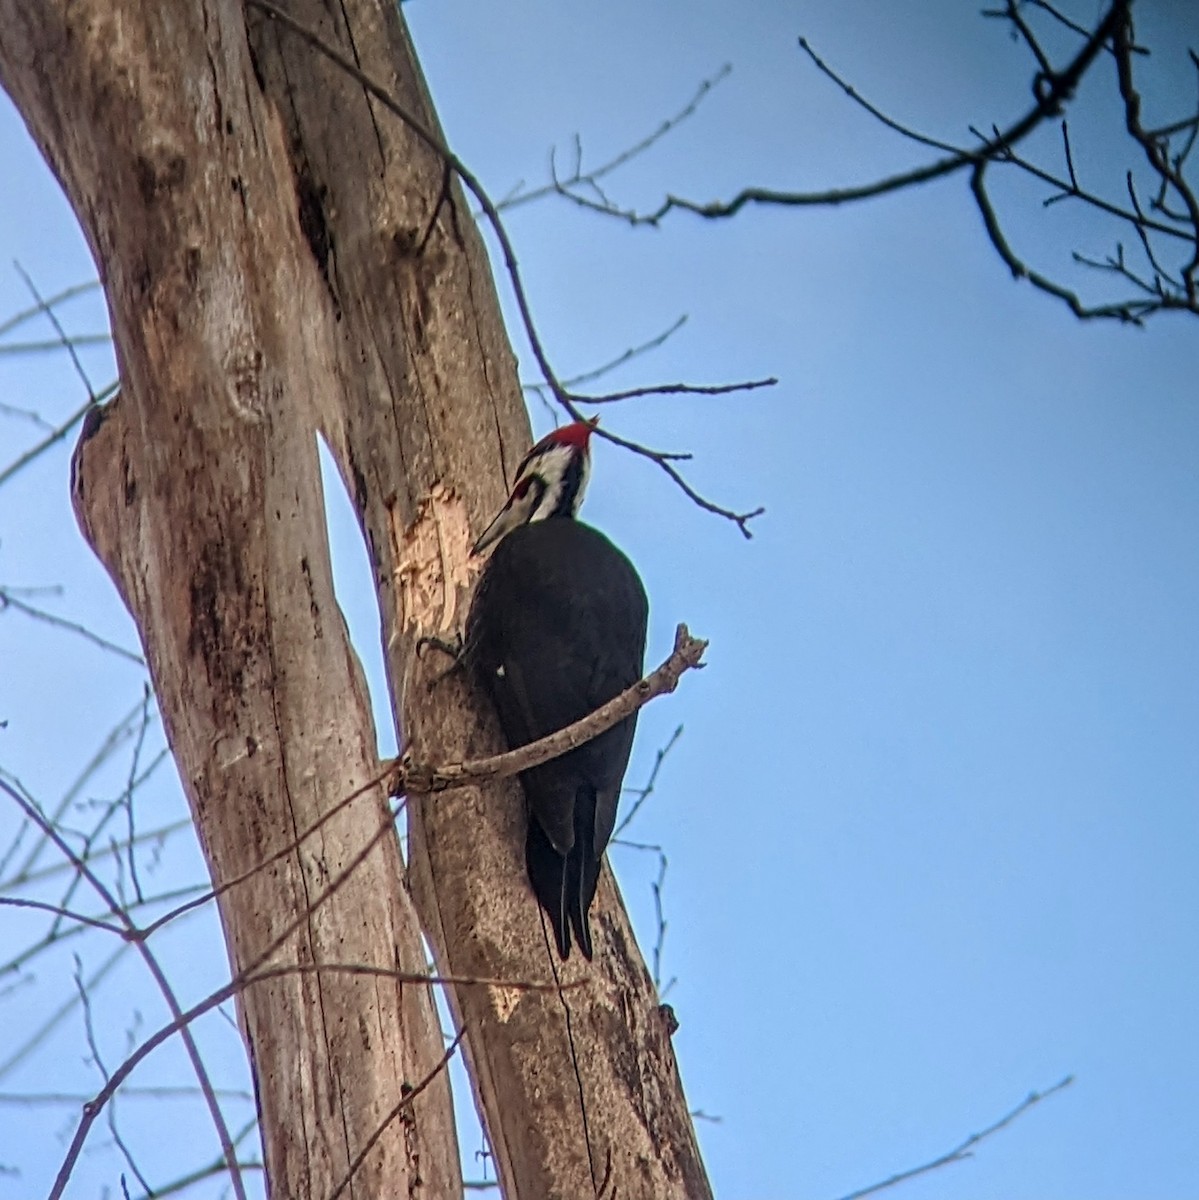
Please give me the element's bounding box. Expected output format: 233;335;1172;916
465;421;648;959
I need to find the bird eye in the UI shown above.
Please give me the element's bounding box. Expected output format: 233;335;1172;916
512;477;533;500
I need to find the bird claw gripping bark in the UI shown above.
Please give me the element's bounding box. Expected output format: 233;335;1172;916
416;631;464;661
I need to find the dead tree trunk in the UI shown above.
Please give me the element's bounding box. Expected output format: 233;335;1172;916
0;3;461;1196
0;1;713;1197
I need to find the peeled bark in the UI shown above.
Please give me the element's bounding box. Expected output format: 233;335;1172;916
1;0;712;1196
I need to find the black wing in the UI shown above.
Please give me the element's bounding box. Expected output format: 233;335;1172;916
466;519;647;957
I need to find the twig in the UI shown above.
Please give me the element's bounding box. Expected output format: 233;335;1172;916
0;779;247;1200
2;696;149;884
1019;0;1146;56
0;587;145;665
500;65;732;212
135;772;399;942
0;894;124;936
0;399;55;429
126;1119;262;1200
1112;12;1199;293
121;686;154;904
41;960;571;1199
829;1076;1075;1200
0;1085;255;1106
615;723;684;837
0;941;132;1080
247;0;764;536
581;376;776;406
0;387;114;490
1;879;208;992
1002;0;1055;81
13;262;99;405
1002;140;1190;240
542;314;688;390
3;810;184;898
971;161;1153;322
650;853;672;994
0;335;112;355
796;36;960;155
327;1029;467;1200
73;956;154;1196
0;280;101;339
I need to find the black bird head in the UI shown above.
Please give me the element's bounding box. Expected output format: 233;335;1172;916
472;419;597;555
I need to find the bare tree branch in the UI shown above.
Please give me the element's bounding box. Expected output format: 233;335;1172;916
534;314;689;391
73;955;155;1196
327;1029;467;1200
39;959;575;1199
13;262;101;405
498;65;732;213
829;1076;1075;1200
615;722;684;838
248;0;767;536
126;1120;262;1200
0;586;145;664
0;280;101;339
573;4;1123;225
0;940;132;1079
547;0;1197;325
0;387;114;490
1112;11;1199;297
398;623;707;795
0;778;246;1200
0;334;111;355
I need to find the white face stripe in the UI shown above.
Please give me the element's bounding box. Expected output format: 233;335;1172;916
472;435;591;554
528;442;588;521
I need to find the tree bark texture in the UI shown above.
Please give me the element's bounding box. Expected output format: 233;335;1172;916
0;1;713;1197
1;3;460;1197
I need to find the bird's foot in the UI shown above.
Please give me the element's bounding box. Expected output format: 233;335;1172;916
416;632;463;661
416;631;465;688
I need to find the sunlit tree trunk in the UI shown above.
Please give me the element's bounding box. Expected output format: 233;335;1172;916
0;1;711;1196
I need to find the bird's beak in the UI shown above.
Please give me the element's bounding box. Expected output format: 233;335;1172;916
471;497;522;556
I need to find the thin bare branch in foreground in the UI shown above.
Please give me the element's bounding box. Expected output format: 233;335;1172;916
499;65;732;213
0;334;112;355
830;1076;1075;1200
327;1029;467;1200
526;314;689;392
13;262;102;404
399;623;707;795
547;1;1196;325
615;722;684;838
40;959;573;1199
0;586;145;664
0;779;246;1200
0;389;114;490
0;279;101;339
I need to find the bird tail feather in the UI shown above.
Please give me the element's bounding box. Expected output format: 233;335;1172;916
525;786;599;961
525;815;572;958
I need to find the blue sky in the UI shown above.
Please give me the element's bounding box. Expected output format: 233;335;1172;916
2;2;1197;1197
